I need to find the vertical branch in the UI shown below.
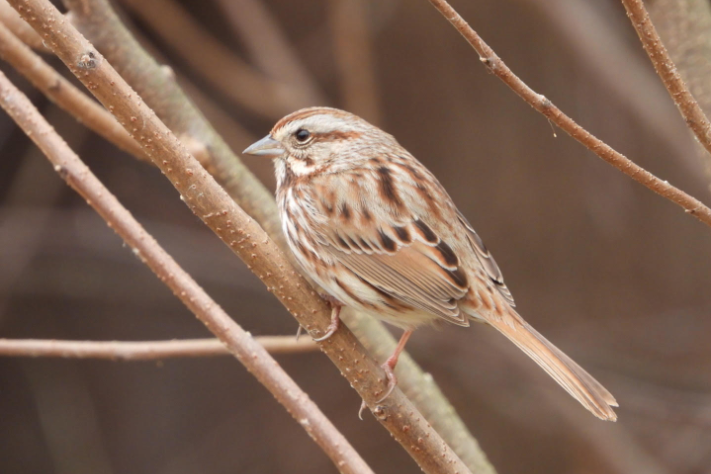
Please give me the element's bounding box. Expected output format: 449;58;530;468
330;0;381;124
0;69;374;474
647;0;711;179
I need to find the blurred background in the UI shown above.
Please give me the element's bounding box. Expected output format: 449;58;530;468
1;0;711;472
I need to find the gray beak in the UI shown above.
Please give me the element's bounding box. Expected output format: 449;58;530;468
243;135;284;157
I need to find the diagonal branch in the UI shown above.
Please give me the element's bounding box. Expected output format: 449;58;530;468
0;0;45;51
7;0;474;471
426;0;711;228
0;69;373;474
0;21;149;161
0;337;318;359
62;0;285;247
620;0;711;161
116;0;321;118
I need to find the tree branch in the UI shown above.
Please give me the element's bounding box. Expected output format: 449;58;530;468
7;0;474;471
0;337;318;359
647;0;711;180
0;21;149;161
63;0;285;248
426;0;711;228
620;0;711;163
0;0;45;51
116;0;321;118
0;69;373;474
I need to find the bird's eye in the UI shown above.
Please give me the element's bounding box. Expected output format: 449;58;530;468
295;129;311;142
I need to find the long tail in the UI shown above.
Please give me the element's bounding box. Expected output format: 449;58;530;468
486;312;618;421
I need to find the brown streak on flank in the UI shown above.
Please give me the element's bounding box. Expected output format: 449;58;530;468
377;166;404;209
362;207;372;222
340;202;351;221
320;198;334;215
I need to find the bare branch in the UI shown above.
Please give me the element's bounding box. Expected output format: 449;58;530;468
0;21;149;161
621;0;711;163
7;0;475;471
647;0;711;180
426;0;711;228
116;0;319;118
0;0;46;51
63;0;285;247
0;69;373;474
0;337;318;359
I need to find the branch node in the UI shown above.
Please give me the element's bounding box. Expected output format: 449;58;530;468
76;49;99;69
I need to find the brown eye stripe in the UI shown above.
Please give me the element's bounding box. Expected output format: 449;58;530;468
312;131;362;141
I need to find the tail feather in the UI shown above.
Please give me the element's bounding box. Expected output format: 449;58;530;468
486;312;618;421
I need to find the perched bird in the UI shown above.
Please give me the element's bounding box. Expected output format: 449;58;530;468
244;107;617;421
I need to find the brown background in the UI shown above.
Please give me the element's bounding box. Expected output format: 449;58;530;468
1;0;710;473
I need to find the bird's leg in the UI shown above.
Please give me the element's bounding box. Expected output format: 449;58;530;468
313;298;342;342
376;330;413;403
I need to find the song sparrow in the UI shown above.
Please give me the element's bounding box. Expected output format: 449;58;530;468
244;107;617;421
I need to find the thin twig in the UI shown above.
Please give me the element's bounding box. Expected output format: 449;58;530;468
329;0;381;124
116;0;318;118
8;1;473;471
63;0;285;247
620;0;711;162
0;0;46;51
0;337;318;359
426;0;711;228
0;21;149;161
0;69;373;474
